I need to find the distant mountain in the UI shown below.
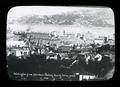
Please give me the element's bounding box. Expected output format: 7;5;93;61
8;9;114;27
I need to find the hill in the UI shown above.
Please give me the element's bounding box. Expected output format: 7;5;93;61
8;9;114;27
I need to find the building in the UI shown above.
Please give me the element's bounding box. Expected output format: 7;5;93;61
98;36;108;43
79;75;95;81
83;31;95;45
85;39;94;45
26;32;50;40
107;39;115;45
66;33;75;37
26;32;59;46
9;47;30;58
94;38;104;45
76;33;82;39
7;40;26;47
59;35;85;46
108;34;115;41
50;31;59;37
94;35;110;45
107;34;115;45
84;31;94;41
57;45;73;53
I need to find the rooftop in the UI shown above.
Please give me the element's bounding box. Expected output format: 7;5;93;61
26;32;50;40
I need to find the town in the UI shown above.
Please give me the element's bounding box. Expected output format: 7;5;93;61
6;29;115;81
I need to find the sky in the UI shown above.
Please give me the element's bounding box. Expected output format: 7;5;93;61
8;6;112;18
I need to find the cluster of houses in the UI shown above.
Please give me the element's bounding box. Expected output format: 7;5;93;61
6;30;115;59
6;31;114;81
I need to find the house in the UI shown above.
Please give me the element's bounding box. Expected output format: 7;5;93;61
7;40;26;47
10;48;30;58
46;51;57;60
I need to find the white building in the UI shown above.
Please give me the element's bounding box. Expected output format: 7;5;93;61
84;31;95;41
79;75;95;81
10;48;29;58
7;40;26;47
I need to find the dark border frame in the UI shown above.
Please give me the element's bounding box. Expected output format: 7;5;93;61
0;0;118;86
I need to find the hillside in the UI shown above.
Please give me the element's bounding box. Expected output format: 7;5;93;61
8;9;114;28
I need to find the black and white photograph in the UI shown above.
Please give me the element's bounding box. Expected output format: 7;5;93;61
6;6;115;81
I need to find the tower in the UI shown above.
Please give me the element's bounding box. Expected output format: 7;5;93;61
63;30;65;36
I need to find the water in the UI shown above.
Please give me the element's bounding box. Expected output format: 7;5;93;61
8;24;114;38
